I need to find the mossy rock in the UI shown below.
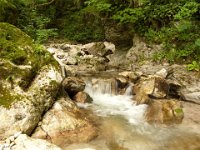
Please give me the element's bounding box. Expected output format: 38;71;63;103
0;84;23;108
0;23;60;107
0;22;33;65
0;23;59;87
0;22;57;64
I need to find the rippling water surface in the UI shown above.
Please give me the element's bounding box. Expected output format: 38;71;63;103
64;76;200;150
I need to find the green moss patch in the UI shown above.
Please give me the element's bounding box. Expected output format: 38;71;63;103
0;23;60;107
0;22;33;65
175;108;183;114
0;84;23;108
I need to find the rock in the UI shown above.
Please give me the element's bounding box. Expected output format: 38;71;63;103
64;65;77;77
133;76;169;105
47;47;56;55
60;44;72;51
0;65;62;140
83;42;114;57
14;134;61;150
145;99;184;124
32;97;97;147
115;76;129;95
104;21;132;48
73;91;93;103
0;145;4;149
10;142;15;147
118;71;139;82
167;64;200;104
181;92;200;104
56;54;65;59
155;68;168;78
14;132;22;139
5;138;10;145
116;76;129;88
126;35;162;63
9;136;15;142
62;57;77;65
62;77;86;96
134;93;151;105
180;83;200;104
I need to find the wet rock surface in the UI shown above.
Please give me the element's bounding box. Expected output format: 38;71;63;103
32;96;97;147
62;77;86;97
73;91;93;103
145;99;184;124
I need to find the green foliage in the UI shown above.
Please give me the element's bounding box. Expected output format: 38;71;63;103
174;2;199;20
113;8;144;23
61;11;105;42
84;0;112;13
187;61;200;71
17;6;58;43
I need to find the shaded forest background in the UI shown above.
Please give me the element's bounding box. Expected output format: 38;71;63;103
0;0;200;70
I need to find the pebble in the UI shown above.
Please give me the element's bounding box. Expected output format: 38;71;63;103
9;136;15;142
4;143;9;148
0;145;4;150
14;132;22;139
5;139;10;145
10;142;15;148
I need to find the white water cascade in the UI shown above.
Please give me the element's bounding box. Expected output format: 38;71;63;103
64;75;200;150
82;77;147;125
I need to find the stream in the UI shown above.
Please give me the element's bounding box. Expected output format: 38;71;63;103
63;73;200;150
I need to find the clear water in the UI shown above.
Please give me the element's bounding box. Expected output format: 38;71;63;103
64;76;200;150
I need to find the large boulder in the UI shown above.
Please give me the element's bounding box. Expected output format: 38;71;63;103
133;76;169;105
73;91;93;103
84;42;113;57
0;65;62;140
145;99;184;124
126;35;162;63
62;77;86;96
32;97;97;147
168;64;200;104
0;23;62;140
180;84;200;104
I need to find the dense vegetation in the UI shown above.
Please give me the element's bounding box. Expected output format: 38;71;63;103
0;0;199;70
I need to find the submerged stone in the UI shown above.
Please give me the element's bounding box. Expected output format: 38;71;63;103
145;99;184;125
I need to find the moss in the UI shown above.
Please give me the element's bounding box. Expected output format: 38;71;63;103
0;23;59;87
0;23;60;108
0;84;23;108
174;108;183;114
0;23;58;67
0;22;33;65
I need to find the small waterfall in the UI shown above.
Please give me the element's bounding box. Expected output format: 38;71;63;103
124;83;134;96
84;77;117;96
82;76;147;125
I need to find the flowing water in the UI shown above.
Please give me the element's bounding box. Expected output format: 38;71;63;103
64;74;200;150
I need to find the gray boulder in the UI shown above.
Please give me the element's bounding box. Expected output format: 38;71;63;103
0;65;62;140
